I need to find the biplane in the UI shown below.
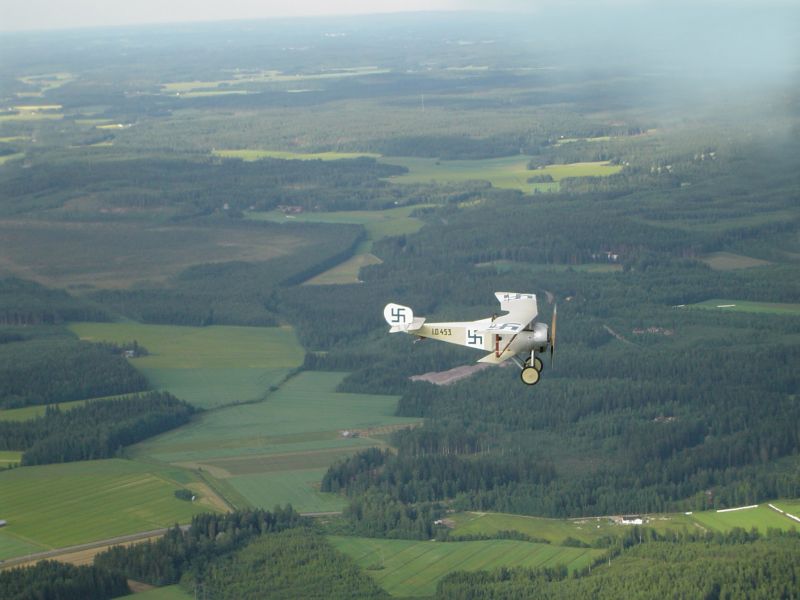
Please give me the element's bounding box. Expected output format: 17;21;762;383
384;292;556;385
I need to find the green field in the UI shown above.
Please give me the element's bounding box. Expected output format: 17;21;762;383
700;251;771;270
382;156;622;193
132;372;419;512
0;459;212;556
449;504;800;548
70;323;304;409
689;299;800;316
690;505;798;533
304;253;383;285
0;152;24;165
0;451;22;468
0;529;46;561
773;500;800;516
449;511;621;545
329;536;604;597
248;205;428;243
214;149;380;161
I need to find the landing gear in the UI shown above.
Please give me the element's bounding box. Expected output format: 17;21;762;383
520;366;541;385
525;356;543;372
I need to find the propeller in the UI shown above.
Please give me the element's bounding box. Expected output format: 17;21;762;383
549;304;557;367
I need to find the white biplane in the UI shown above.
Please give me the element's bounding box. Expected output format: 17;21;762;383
383;292;556;385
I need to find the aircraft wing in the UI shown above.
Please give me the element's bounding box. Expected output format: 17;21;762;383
478;292;538;335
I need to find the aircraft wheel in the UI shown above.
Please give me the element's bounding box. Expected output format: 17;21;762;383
520;366;541;386
525;357;544;372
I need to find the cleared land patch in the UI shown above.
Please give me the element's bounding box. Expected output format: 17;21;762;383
0;459;212;558
700;251;771;270
70;323;304;409
689;299;800;316
132;372;420;512
249;205;427;283
383;156;622;193
330;536;603;597
0;221;307;289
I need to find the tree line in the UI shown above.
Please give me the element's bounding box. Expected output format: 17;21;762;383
0;392;194;465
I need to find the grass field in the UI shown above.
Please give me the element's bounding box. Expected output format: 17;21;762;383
0;459;212;556
700;251;771;270
773;500;800;516
382;156;622;193
0;450;22;467
691;505;797;533
0;221;307;289
688;299;800;315
449;503;800;549
132;372;419;512
329;536;604;597
303;253;383;285
70;323;304;409
248;205;428;243
449;511;620;545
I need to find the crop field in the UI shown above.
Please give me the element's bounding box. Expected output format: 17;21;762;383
329;536;604;597
382;156;622;193
70;323;304;409
688;299;800;316
131;372;419;511
0;459;212;557
0;221;307;289
700;251;771;270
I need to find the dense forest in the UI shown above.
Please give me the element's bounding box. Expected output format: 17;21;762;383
0;335;149;409
0;561;129;600
0;392;193;464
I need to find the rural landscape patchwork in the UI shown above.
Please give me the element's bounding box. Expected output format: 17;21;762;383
0;5;799;598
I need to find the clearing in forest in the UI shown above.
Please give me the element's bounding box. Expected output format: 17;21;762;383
330;535;604;597
69;323;304;409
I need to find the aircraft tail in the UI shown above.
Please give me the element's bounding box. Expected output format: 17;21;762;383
384;303;425;333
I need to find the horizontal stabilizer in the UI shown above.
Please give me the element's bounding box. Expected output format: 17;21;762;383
390;317;426;333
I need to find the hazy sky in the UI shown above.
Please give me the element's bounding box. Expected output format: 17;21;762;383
0;0;794;32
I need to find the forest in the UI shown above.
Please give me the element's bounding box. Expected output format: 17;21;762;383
0;392;193;465
0;6;798;598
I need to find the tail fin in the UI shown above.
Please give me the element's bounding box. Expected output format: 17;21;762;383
384;303;425;333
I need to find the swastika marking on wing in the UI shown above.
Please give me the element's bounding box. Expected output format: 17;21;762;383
390;307;407;323
467;330;484;346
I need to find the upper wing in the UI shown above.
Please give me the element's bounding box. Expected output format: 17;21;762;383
478;292;538;335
